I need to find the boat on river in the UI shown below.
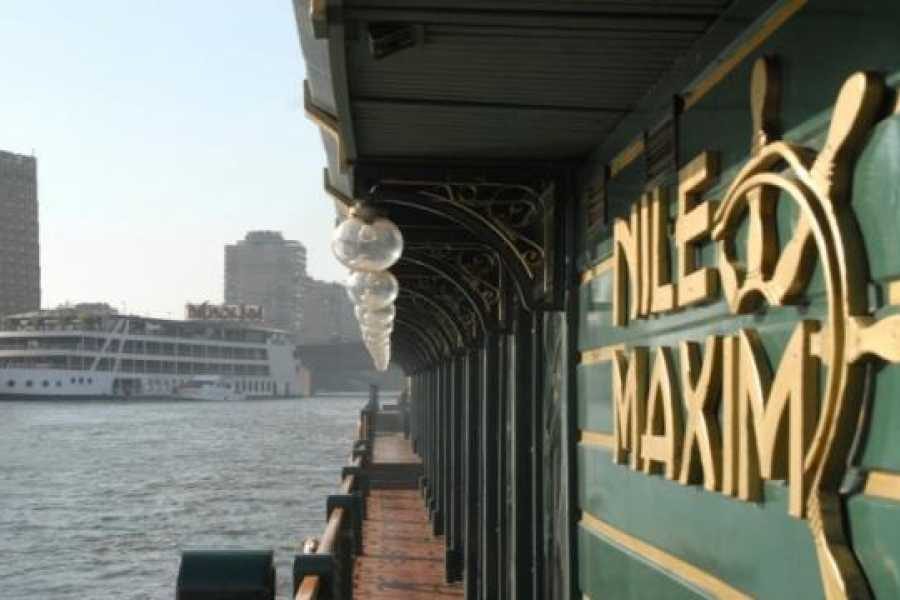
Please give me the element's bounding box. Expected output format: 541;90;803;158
0;307;308;399
173;376;245;402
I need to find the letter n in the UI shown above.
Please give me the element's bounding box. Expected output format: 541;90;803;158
613;203;641;326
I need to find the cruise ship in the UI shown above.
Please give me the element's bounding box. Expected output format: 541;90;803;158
0;307;308;399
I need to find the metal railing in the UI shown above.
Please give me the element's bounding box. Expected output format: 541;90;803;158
293;409;374;600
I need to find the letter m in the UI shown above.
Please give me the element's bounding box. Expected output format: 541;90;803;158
612;347;648;469
737;321;818;518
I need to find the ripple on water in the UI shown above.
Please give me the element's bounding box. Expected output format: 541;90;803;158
0;394;370;600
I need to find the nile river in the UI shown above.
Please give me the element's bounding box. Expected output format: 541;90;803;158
0;395;368;599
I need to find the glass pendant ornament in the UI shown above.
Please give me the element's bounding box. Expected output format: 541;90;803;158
331;207;404;272
356;304;395;328
346;271;398;309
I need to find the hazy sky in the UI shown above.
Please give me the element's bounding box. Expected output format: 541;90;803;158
0;0;346;318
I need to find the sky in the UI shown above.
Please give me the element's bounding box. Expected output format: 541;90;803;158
0;0;346;318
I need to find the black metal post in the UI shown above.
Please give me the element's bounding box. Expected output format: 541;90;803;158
464;348;481;599
512;309;534;600
530;312;545;598
480;334;499;600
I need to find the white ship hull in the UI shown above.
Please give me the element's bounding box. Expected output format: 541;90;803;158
0;309;311;400
0;367;113;397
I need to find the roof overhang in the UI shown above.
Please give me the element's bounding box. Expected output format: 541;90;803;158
293;0;783;370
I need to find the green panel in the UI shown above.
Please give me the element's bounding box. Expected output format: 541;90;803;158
851;116;900;473
847;494;900;598
860;363;900;472
579;271;612;352
576;362;612;434
578;445;824;599
591;297;826;354
573;4;900;598
854;115;900;283
578;524;706;600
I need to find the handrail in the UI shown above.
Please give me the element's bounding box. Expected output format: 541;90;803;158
294;413;371;600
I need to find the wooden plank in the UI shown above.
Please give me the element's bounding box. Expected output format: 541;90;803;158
353;489;464;598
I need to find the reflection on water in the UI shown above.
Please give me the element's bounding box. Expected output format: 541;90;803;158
0;395;368;599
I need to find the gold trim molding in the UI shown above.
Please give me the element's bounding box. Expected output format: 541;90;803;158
580;511;752;599
580;344;624;366
580;257;614;285
303;80;348;171
579;430;615;449
602;0;807;183
609;137;645;178
888;280;900;306
682;0;807;109
863;470;900;503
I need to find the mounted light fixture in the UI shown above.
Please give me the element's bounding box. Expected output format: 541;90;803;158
331;196;403;372
345;270;399;310
331;202;404;272
355;304;396;328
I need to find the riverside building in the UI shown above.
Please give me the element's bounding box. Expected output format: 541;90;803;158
299;276;359;343
0;150;40;318
224;231;305;338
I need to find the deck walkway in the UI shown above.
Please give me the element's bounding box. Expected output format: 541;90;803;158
372;431;419;463
352;432;463;598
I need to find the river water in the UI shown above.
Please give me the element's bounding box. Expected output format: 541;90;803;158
0;395;369;599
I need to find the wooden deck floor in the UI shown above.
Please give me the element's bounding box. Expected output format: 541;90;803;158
372;432;421;464
353;489;463;599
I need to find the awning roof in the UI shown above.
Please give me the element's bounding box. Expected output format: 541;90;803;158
292;0;772;369
297;0;741;193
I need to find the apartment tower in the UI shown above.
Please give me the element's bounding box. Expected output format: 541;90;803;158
0;150;40;317
224;231;306;337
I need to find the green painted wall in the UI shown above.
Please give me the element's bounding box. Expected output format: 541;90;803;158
574;1;900;598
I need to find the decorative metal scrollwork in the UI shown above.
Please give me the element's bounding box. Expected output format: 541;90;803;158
411;180;550;274
376;178;559;310
405;242;502;321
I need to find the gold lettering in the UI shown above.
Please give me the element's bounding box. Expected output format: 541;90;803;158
640;192;652;316
736;323;818;517
721;335;739;497
675;152;720;307
641;348;682;479
613;203;641;326
678;336;722;491
612;347;648;469
650;186;677;313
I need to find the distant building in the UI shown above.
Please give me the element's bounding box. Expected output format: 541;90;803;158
300;277;359;343
0;150;40;317
55;302;119;316
224;231;306;337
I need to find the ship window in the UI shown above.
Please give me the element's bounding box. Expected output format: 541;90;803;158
42;380;49;387
71;377;76;384
87;378;92;384
78;377;84;384
26;380;33;387
6;380;13;387
56;381;62;387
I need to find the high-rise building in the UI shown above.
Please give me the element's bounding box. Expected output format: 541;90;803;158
224;231;306;336
299;277;359;343
0;150;40;317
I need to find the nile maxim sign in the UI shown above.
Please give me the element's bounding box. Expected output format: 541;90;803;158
590;59;900;599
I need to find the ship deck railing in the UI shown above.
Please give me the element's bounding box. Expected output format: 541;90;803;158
293;408;374;600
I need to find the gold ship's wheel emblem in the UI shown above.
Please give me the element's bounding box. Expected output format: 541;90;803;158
715;57;900;599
